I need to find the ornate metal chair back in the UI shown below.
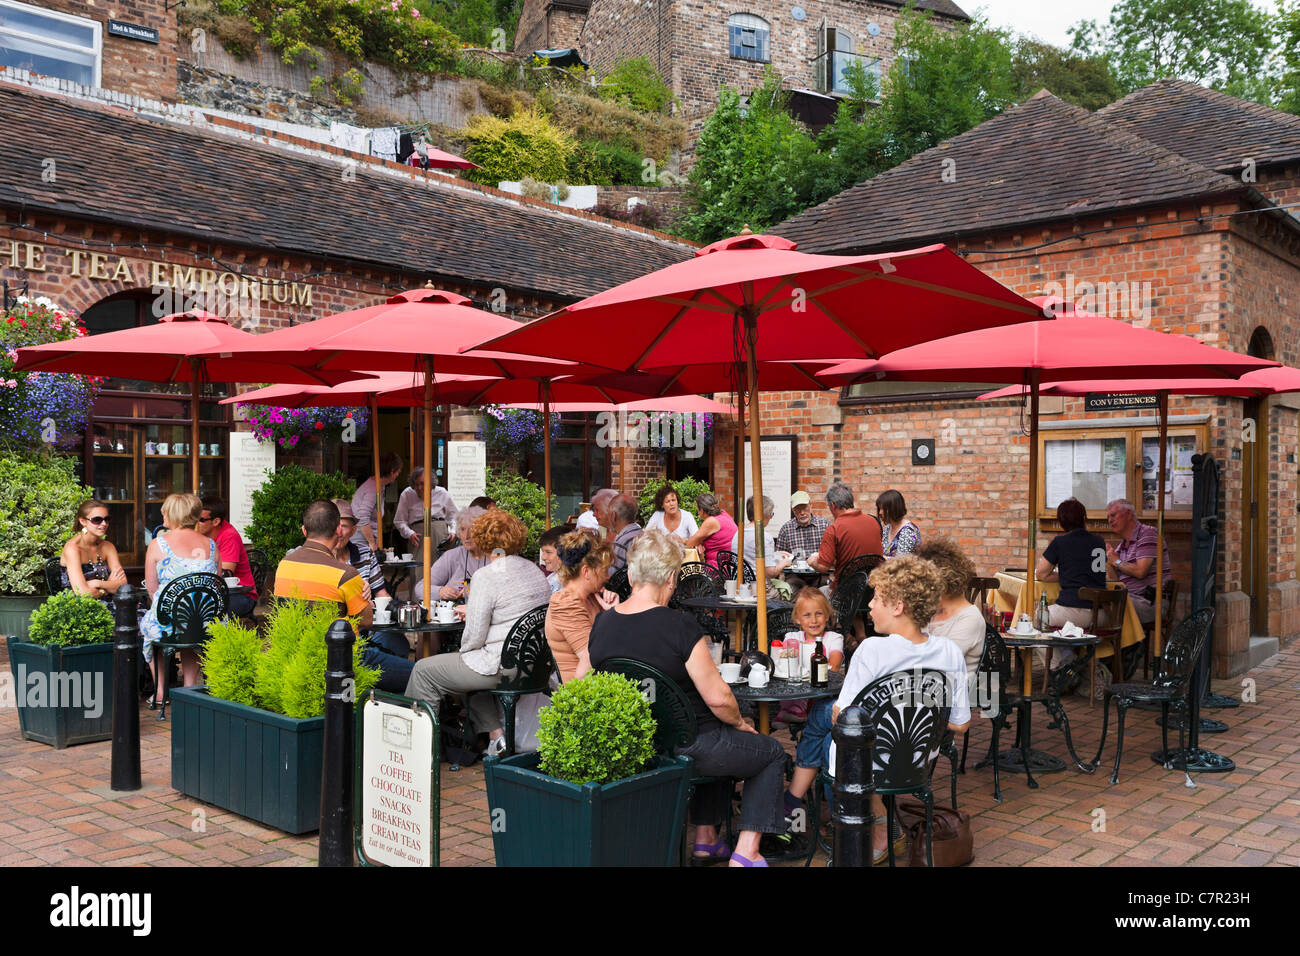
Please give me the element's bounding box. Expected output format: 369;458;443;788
1152;608;1215;695
497;603;555;692
156;572;229;648
598;657;698;754
606;566;632;601
45;557;67;595
830;570;869;633
245;548;270;595
850;668;953;794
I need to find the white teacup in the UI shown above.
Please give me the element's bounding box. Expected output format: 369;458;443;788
748;664;769;688
719;662;742;683
224;576;241;588
436;606;456;623
401;553;414;562
724;580;737;598
374;612;392;625
374;596;393;614
737;583;754;600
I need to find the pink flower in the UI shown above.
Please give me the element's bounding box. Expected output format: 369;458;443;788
411;8;420;16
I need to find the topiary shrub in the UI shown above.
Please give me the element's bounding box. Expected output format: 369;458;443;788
636;477;713;527
26;590;114;647
0;452;93;595
537;672;657;785
243;464;356;567
484;467;556;560
204;599;379;717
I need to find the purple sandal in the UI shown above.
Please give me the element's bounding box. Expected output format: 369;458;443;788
729;852;769;867
692;839;730;864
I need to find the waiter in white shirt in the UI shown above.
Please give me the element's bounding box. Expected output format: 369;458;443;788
394;467;458;552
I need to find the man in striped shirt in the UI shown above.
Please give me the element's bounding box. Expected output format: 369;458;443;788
274;500;413;691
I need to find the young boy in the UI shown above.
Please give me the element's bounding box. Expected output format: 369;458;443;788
785;556;971;863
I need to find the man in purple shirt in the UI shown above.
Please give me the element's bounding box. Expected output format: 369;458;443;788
1105;498;1172;625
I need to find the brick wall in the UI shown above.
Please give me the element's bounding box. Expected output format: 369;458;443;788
1256;163;1300;219
581;0;959;164
550;8;590;48
516;0;551;51
38;0;178;102
597;185;687;218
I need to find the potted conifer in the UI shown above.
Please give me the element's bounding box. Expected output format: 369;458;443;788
169;600;379;834
482;672;692;866
6;590;115;748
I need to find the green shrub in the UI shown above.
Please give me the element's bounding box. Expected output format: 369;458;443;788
205;598;380;717
463;110;576;186
0;452;93;595
537;672;657;784
567;138;644;186
636;477;713;527
202;617;263;707
26;590;114;647
598;57;673;114
484;467;556;560
243;464;356;567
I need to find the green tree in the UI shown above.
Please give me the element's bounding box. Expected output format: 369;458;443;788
1011;37;1121;111
1069;0;1277;101
1278;1;1300;114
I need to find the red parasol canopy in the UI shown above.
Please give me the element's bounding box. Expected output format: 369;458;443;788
977;365;1300;400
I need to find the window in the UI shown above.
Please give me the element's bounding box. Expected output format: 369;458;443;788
0;0;101;87
814;25;871;96
728;13;770;63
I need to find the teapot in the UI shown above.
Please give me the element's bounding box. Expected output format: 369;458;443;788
398;602;426;628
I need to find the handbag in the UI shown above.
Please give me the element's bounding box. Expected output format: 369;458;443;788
896;800;974;867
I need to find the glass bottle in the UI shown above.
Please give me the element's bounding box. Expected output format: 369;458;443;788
811;639;829;688
1035;593;1051;632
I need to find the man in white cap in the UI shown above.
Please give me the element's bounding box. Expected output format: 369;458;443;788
775;490;829;559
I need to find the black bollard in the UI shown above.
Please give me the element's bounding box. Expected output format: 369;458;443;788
319;618;356;867
831;705;874;868
110;585;141;792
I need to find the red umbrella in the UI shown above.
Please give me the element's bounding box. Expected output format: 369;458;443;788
818;298;1279;611
979;364;1300;647
417;146;480;171
14;309;369;490
194;287;606;606
475;232;1047;677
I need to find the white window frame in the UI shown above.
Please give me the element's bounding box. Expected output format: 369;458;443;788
0;0;102;88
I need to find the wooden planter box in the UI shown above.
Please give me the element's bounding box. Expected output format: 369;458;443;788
482;752;692;866
5;637;115;749
169;686;323;835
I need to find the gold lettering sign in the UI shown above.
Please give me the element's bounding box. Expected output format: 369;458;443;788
0;243;312;306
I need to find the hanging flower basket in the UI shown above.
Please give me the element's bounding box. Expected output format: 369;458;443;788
0;297;101;451
477;405;561;463
238;403;370;450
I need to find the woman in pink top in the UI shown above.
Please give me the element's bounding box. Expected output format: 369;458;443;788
685;493;738;568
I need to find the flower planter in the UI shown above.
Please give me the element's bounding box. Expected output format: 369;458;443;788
4;636;114;749
482;751;692;866
0;594;47;644
169;686;323;835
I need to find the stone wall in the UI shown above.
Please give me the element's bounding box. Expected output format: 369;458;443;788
178;62;358;127
598;186;688;220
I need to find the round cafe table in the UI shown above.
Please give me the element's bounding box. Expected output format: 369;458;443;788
730;670;843;707
360;618;464;659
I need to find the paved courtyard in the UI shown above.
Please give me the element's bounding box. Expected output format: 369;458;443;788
1;639;1297;867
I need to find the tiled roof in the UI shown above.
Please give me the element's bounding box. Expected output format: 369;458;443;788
1098;78;1300;173
877;0;970;19
0;83;694;300
773;90;1248;254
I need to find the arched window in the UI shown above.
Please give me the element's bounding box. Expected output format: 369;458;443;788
728;13;770;63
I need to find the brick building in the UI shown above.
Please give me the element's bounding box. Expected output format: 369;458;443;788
515;0;592;53
548;0;968;161
0;26;694;568
744;81;1300;676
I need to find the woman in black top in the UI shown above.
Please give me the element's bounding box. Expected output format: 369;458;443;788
1036;498;1108;660
588;530;787;867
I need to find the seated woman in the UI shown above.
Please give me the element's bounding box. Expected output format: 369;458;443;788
412;505;488;603
645;485;699;541
730;495;792;579
544;531;619;684
588;530;787;867
140;493;221;704
1036;497;1106;670
405;510;552;757
785;557;970;864
917;536;985;675
877;489;921;558
60;499;128;601
684;493;738;569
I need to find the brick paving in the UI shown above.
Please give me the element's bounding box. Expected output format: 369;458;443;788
1;639;1298;867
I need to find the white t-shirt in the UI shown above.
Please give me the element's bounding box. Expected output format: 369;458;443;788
731;524;778;569
781;629;844;658
646;509;699;540
829;632;970;776
925;603;986;676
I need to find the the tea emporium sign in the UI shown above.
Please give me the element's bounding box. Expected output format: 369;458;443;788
0;240;314;306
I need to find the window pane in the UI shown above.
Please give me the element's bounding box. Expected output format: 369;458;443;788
0;33;94;84
845;380;1004;400
0;3;96;49
728;18;769;61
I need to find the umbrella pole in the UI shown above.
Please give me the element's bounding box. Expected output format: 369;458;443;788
618;444;625;495
743;311;770;735
543;381;552;528
1155;391;1169;658
423;358;434;613
1025;370;1040;633
734;381;746;658
372;394;383;553
189;360;202;495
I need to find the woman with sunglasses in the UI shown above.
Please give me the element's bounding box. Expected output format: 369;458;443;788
60;499;128;601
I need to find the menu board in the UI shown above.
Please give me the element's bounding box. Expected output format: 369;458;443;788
740;437;796;531
1142;435;1198;510
358;697;436;867
446;440;486;510
1043;435;1128;511
228;432;276;538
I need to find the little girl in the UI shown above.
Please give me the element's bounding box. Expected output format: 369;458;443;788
775;588;844;724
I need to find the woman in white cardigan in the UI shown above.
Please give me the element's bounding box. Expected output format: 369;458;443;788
404;510;551;756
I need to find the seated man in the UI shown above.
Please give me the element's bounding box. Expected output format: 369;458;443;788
607;494;644;572
274;499;412;693
1105;498;1172;625
199;498;257;618
331;499;391;603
